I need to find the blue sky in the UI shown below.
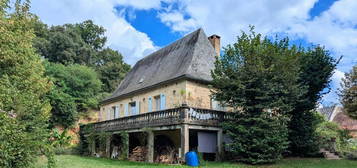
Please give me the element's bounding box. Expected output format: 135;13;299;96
30;0;357;105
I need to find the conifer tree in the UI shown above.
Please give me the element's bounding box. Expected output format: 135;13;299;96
212;28;301;164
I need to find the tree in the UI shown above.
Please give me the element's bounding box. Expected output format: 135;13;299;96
32;19;130;93
47;89;77;128
45;62;102;117
288;46;337;156
96;48;131;92
212;28;301;164
0;1;54;167
340;65;357;119
75;20;107;50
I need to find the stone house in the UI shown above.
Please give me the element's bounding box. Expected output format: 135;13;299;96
83;28;230;163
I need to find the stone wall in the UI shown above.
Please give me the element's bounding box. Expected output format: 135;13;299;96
185;80;212;109
100;80;187;121
100;79;222;121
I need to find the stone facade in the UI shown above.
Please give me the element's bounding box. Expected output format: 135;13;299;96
100;79;226;121
186;80;212;109
105;81;217;121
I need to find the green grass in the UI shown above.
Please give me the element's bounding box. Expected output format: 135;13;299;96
35;155;357;168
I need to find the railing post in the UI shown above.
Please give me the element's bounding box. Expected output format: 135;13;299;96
180;104;189;123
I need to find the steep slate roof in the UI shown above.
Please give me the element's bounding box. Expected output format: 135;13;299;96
317;106;336;121
102;28;217;103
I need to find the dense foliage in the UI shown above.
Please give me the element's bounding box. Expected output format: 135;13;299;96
316;121;351;152
212;27;337;163
212;28;301;164
31;19;130;128
0;1;54;167
33;19;130;93
315;119;357;160
339;65;357;120
45;62;102;112
289;46;337;156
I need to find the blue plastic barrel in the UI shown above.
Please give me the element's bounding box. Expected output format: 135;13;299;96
185;151;199;167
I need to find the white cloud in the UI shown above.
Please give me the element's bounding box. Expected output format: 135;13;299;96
152;0;356;103
157;0;318;46
321;69;345;105
158;11;198;32
30;0;158;65
113;0;163;10
154;0;356;71
30;0;357;103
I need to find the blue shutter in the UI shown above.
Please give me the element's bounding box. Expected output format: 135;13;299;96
114;106;119;118
148;97;152;112
135;101;140;115
124;103;129;116
160;94;166;110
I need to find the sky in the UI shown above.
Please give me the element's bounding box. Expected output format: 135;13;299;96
29;0;357;105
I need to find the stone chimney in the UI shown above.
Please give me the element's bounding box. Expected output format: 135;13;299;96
208;34;221;56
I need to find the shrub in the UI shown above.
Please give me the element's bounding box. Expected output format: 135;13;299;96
316;121;340;152
340;139;357;160
316;121;352;153
0;113;33;168
223;112;289;164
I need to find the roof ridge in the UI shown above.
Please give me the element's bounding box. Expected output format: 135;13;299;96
109;28;203;96
185;28;216;80
182;28;204;76
102;28;217;104
136;28;203;64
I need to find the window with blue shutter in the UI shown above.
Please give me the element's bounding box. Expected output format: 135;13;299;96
160;94;166;110
114;106;119;118
130;102;136;115
148;96;152;112
124;103;129;116
135;101;140;115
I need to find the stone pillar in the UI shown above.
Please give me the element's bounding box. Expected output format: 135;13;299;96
146;131;154;162
180;124;189;159
105;135;111;158
91;138;96;156
216;129;223;161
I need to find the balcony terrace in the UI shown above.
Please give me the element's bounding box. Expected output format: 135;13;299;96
87;105;231;132
81;105;231;162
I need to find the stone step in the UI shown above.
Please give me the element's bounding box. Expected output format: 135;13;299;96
320;148;341;160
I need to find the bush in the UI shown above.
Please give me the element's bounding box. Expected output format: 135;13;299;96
316;121;353;154
288;110;324;156
316;121;340;152
340;139;357;160
0;113;34;168
223;112;289;164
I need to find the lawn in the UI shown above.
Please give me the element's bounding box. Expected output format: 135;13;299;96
35;155;357;168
